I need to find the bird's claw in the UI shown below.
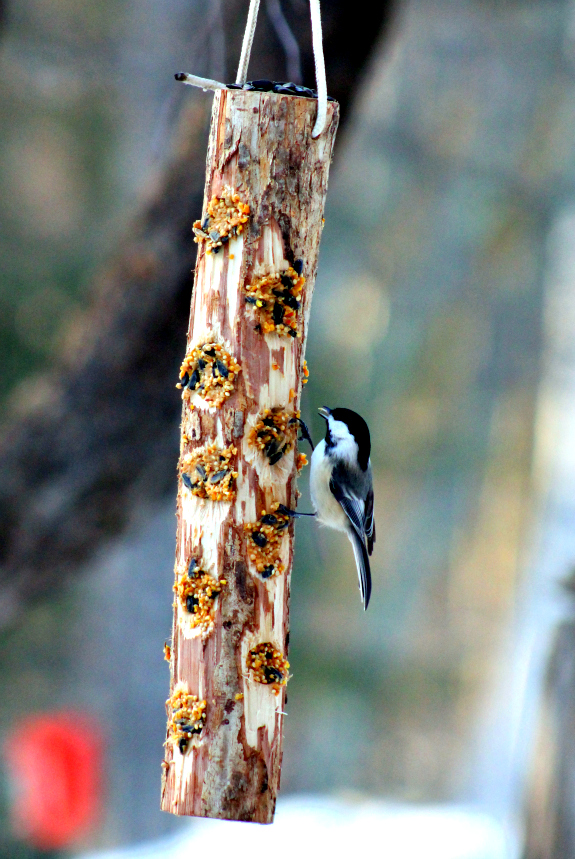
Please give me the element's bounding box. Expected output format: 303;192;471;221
276;504;316;519
289;417;314;451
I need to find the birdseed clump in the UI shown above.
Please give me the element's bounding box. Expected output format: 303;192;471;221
244;502;291;579
180;443;237;501
177;341;241;408
193;189;250;254
248;407;298;466
175;557;226;638
166;688;207;754
247;643;289;695
296;452;308;471
244;265;304;337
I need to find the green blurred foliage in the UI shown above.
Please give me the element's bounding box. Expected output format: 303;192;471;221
0;0;123;405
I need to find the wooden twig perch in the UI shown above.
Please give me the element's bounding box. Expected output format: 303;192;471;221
161;90;338;822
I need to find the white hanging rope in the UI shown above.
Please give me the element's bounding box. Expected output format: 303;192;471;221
236;0;261;85
177;0;329;137
309;0;327;138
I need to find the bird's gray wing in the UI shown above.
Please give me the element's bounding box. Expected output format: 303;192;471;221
329;467;374;549
329;474;372;610
334;488;365;535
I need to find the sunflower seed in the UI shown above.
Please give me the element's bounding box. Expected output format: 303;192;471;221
210;469;228;483
186;594;199;613
260;514;278;526
268;448;285;465
272;304;285;324
274;84;298;95
248;79;274;91
263;666;284;683
283;294;300;310
264;438;281;458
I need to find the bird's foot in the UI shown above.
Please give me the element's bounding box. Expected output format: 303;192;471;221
289;417;315;451
276;504;316;519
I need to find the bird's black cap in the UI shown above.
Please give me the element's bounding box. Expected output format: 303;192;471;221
319;407;371;470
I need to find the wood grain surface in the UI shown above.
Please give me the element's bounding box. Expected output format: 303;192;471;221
161;90;339;822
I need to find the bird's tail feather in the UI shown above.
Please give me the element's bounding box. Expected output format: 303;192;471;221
348;529;372;610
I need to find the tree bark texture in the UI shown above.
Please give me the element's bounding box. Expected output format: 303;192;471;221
160;91;338;822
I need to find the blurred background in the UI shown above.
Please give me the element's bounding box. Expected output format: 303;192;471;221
2;0;575;856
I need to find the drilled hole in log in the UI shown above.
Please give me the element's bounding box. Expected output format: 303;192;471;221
177;341;241;409
244;265;304;337
166;686;207;755
246;643;290;695
193;187;250;254
244;502;292;580
174;559;226;639
247;406;299;467
180;443;238;502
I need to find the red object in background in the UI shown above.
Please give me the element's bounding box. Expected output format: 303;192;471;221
4;711;104;850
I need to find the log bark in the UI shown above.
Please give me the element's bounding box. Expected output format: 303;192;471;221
160;90;338;822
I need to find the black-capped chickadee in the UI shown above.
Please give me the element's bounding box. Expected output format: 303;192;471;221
310;407;375;609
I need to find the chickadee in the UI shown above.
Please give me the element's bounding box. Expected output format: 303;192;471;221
310;407;375;609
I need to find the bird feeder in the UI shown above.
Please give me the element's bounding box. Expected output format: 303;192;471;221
161;1;339;823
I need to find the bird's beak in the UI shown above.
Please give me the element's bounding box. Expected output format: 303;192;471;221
318;407;331;420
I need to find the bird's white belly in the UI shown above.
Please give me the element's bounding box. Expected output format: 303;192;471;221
310;440;349;533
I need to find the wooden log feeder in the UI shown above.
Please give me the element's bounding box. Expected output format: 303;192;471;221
160;87;339;822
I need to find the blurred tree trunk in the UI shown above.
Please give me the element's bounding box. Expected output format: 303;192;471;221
0;0;396;626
